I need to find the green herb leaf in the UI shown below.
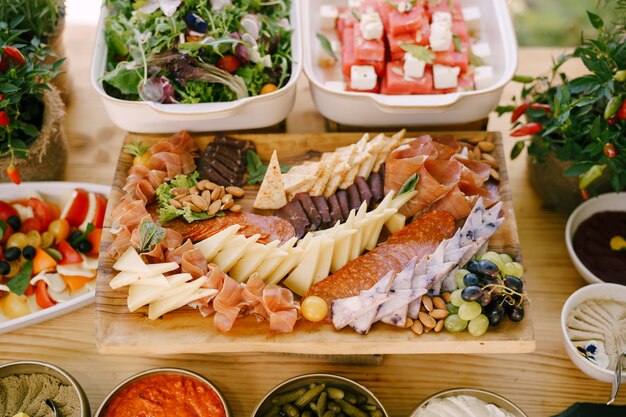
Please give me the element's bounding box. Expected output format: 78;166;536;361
317;33;337;61
399;44;435;64
564;162;593;177
123;141;151;157
452;35;463;53
70;223;95;247
0;220;6;241
587;11;604;29
399;173;419;195
351;10;361;21
469;49;484;67
7;260;33;296
138;222;165;253
510;141;526;160
512;75;535;84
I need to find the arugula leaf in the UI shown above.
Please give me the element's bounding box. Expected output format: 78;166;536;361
102;64;143;95
7;260;33;296
0;220;6;241
317;33;337;61
138;222;166;253
400;44;434;64
452;35;463;53
399;173;419;195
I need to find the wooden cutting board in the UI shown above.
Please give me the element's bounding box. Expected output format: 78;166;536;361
95;131;535;355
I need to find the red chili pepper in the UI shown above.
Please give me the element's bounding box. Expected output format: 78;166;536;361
511;122;543;137
618;100;626;121
530;103;552;113
510;102;529;123
608;116;618;126
2;46;26;66
0;94;5;101
581;189;590;200
604;143;618;158
0;55;8;73
0;111;9;127
6;165;21;185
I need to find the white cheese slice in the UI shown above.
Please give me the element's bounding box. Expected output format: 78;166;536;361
474;65;494;90
255;241;292;282
229;240;280;283
385;212;407;234
127;273;192;312
472;42;492;63
109;271;169;288
313;237;335;284
320;5;339;30
48;288;71;303
148;276;208;320
359;9;383;41
429;21;453;52
212;234;260;272
13;204;34;221
113;247;151;274
348;0;362;9
462;6;482;33
330;229;358;273
403;53;426;80
433;65;461;89
350;65;377;91
432;11;453;26
30;272;67;293
194;224;241;260
55;263;97;278
146;262;180;276
363;209;396;251
283;237;323;296
265;245;304;285
78;192;97;232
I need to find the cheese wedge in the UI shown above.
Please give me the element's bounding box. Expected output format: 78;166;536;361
113;247;150;274
330;229;358;273
374;129;405;172
109;271;168;289
212;234;260;272
254;150;287;210
283;236;323;296
385;212;407;234
265;245;304;285
229;240;280;283
127;273;192;312
148;276;208;320
194;224;240;260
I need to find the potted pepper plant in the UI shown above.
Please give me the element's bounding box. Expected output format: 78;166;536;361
0;21;67;184
499;9;626;213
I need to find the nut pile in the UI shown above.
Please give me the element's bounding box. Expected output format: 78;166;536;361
461;134;500;182
407;294;451;336
169;180;245;215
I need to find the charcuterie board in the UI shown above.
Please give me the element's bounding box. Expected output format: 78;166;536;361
95;131;535;355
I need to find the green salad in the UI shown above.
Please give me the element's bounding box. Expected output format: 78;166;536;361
103;0;293;104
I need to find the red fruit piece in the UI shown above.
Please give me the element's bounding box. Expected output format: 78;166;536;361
217;55;240;73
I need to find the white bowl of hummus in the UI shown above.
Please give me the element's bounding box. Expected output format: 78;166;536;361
410;388;527;417
561;283;626;383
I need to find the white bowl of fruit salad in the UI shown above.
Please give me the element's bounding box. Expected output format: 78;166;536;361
0;182;109;334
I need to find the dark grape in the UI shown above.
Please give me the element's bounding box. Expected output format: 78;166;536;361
4;247;21;262
461;286;483;302
463;273;481;287
0;260;9;275
77;240;93;254
479;292;492;307
185;13;208;33
22;245;36;260
480;276;500;287
504;275;524;292
478;259;500;277
508;306;525;322
485;303;506;326
68;231;82;243
466;259;481;275
7;215;20;232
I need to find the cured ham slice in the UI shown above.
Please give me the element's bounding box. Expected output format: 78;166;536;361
212;276;244;332
429;186;473;220
262;286;299;333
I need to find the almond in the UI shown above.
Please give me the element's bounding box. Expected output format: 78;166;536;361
422;295;433;312
189;186;199;195
208;200;222;215
411;320;424;335
430;309;449;320
169;199;182;209
191;195;209;211
434;319;445;333
170;187;189;196
230;204;242;213
441;292;452;303
418;311;436;329
201;190;212;203
405;318;414;328
189;203;203;213
221;194;233;204
221;200;234;210
210;187;221;201
226;186;245;198
478;141;495;152
433;296;447;311
467;135;483;144
205;181;219;191
490;168;501;182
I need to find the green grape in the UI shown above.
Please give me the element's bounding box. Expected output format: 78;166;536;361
502;261;524;278
458;301;482;321
450;289;464;307
455;269;470;289
499;253;513;265
468;314;489;337
479;251;505;272
444;314;468;333
446;302;459;315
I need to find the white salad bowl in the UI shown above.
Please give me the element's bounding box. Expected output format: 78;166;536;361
561;283;626;383
565;192;626;284
409;388;527;417
302;0;518;127
91;1;302;133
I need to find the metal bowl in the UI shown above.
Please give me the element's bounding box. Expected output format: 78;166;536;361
252;373;389;417
94;367;231;417
0;360;91;417
409;388;527;417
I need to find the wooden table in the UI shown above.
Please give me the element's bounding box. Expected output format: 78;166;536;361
0;21;621;417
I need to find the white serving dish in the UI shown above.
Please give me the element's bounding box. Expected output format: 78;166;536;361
565;192;626;284
410;388;527;417
302;0;518;127
0;182;110;335
561;283;626;383
91;2;302;133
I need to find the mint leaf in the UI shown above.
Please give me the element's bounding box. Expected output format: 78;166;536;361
399;44;434;64
399;173;419;195
317;33;337;61
7;260;33;296
139;222;165;253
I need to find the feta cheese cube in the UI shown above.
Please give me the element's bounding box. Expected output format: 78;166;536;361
325;81;346;91
360;10;384;41
473;66;494;90
432;11;453;26
320;5;339;30
348;0;362;9
429;21;453;52
462;7;482;33
351;65;377;91
471;42;492;63
403;53;426;79
433;65;461;89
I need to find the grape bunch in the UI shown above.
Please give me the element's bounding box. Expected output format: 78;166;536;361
444;251;526;337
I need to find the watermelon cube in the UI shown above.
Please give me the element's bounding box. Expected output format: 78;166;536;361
387;21;430;61
426;0;463;21
453;20;471;44
354;23;386;62
387;3;426;36
381;62;434;95
434;49;469;73
337;7;355;43
342;28;385;78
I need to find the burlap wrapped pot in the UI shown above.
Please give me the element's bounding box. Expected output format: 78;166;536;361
0;85;67;183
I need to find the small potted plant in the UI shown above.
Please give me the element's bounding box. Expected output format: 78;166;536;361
499;9;625;213
0;21;66;184
0;0;69;101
